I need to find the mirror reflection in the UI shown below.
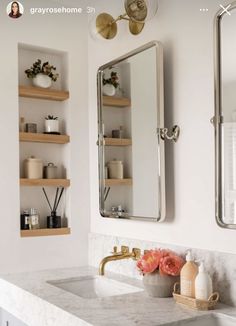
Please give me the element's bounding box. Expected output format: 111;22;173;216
97;41;166;221
215;3;236;227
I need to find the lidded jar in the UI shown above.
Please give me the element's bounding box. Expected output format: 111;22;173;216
108;160;123;179
44;162;57;179
24;156;43;179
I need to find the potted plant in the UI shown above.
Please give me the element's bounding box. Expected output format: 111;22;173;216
102;71;119;96
25;59;59;88
44;115;59;134
137;249;184;297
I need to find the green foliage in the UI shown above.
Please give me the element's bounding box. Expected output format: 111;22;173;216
25;59;59;82
103;71;119;89
45;115;58;120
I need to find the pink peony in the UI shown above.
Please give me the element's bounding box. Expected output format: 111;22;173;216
137;249;184;276
136;250;161;273
159;254;185;276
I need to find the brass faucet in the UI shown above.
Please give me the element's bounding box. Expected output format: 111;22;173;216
99;245;141;276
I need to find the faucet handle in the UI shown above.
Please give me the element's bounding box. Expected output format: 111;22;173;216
111;246;118;254
132;248;141;260
121;245;129;254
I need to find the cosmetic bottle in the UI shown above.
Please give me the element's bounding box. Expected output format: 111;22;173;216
180;252;198;298
29;208;40;229
20;209;29;230
195;262;213;300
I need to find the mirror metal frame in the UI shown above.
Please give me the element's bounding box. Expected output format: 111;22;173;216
97;41;166;222
214;1;236;228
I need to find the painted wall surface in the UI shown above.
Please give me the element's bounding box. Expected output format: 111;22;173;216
0;0;90;272
88;0;236;254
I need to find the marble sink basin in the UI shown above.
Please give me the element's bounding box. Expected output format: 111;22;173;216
162;314;236;326
48;275;143;299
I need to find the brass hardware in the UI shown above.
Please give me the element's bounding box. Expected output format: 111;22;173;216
111;246;118;254
96;13;118;40
99;245;141;276
95;0;157;39
160;125;180;142
129;20;145;35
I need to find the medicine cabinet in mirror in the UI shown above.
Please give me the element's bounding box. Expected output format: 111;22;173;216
97;41;166;222
214;2;236;228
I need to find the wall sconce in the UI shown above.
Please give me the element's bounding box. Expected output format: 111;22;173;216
95;0;158;40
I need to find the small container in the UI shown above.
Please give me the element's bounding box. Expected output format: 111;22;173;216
25;123;37;133
47;211;61;229
180;252;198;298
112;126;124;139
20;209;29;230
195;262;213;301
108;160;123;179
24;156;43;179
44;163;57;179
20;117;25;132
29;208;40;229
44;119;59;134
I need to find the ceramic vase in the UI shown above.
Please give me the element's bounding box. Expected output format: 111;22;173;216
44;119;59;133
32;73;52;88
103;84;116;96
143;271;179;297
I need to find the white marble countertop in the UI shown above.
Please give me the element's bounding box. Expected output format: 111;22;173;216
0;266;235;326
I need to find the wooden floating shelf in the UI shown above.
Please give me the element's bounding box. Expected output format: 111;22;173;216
19;85;69;101
104;138;132;146
103;96;131;107
20;178;70;187
105;178;132;186
21;228;71;238
19;132;70;144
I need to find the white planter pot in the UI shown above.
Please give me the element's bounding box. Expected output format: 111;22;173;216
45;120;59;133
103;84;116;96
33;74;52;88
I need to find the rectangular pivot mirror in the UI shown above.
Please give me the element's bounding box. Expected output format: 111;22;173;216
97;41;165;222
214;3;236;228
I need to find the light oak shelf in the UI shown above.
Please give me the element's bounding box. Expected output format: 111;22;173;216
19;132;70;144
21;227;71;237
104;138;132;146
103;96;131;107
19;85;69;101
105;178;132;186
20;178;70;187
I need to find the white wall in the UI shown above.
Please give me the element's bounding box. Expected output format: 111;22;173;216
0;0;90;272
88;0;236;254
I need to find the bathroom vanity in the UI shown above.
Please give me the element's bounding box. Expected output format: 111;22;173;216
0;266;236;326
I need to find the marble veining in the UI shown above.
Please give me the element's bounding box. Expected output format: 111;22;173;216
89;232;236;306
0;266;236;326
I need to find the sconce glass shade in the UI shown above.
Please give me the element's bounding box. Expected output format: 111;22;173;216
124;0;158;23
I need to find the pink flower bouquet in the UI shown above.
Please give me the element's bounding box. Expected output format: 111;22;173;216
137;249;184;276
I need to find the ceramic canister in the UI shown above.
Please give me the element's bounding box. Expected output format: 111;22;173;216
24;156;43;179
44;162;57;179
108;160;123;179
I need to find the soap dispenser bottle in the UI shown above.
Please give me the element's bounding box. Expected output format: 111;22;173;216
195;262;213;301
180;251;198;298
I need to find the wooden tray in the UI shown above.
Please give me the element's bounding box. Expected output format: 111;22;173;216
173;282;219;310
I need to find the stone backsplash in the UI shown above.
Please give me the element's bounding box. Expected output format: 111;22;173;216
89;232;236;306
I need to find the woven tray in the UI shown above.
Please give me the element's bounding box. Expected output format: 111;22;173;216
173;282;219;310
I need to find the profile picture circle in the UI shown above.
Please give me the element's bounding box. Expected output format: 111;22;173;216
7;1;24;19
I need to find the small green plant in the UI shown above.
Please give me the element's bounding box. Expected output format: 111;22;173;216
45;115;58;120
25;59;59;82
103;71;119;89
